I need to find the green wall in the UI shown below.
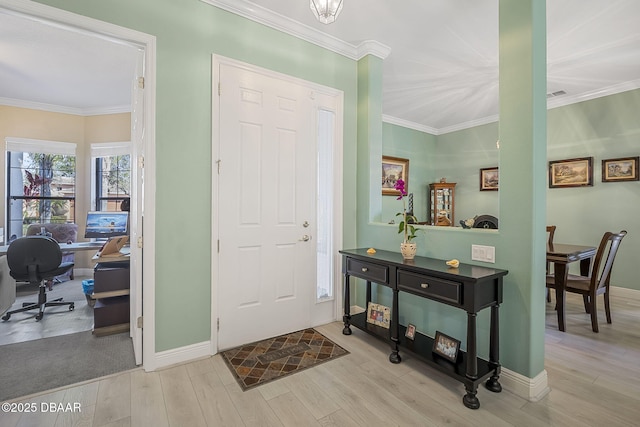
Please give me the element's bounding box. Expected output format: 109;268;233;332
36;0;359;352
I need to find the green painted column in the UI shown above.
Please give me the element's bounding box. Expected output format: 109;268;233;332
499;0;547;377
356;55;384;228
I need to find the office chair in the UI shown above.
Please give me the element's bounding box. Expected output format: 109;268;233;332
1;236;75;321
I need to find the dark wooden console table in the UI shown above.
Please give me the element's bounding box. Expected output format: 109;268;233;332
340;248;508;409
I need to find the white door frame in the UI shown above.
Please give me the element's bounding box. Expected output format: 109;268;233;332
0;0;158;370
211;55;344;353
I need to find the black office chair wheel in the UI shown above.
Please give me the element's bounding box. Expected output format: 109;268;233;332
69;303;75;311
1;314;10;321
35;313;43;321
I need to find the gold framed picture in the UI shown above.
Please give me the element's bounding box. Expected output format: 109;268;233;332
549;157;593;188
382;156;409;196
366;303;391;329
479;167;499;191
602;157;639;182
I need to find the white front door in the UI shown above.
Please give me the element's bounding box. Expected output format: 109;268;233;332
215;60;318;350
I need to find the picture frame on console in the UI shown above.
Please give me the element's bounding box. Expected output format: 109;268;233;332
405;323;416;340
382;156;409;196
433;331;460;362
366;303;391;329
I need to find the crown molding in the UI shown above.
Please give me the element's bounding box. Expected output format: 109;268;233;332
547;79;640;110
200;0;390;60
382;115;439;135
385;79;640;136
438;114;500;135
0;97;131;116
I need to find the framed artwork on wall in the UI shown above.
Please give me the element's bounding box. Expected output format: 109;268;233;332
382;156;409;196
549;157;593;188
602;156;639;182
479;167;499;191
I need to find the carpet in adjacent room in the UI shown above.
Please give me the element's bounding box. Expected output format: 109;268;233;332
0;331;136;401
221;328;349;391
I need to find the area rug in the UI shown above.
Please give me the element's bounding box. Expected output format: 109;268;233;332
221;328;349;391
0;331;136;401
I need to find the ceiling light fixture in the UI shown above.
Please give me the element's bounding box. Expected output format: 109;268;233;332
310;0;343;24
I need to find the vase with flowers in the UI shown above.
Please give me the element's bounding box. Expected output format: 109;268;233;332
394;179;421;259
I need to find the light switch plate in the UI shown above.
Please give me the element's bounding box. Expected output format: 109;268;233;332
471;244;495;263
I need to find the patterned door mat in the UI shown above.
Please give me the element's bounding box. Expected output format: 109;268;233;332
221;328;349;391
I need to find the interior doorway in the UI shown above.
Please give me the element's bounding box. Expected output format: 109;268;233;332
0;0;156;373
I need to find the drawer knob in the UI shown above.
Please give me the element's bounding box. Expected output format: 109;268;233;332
361;267;368;272
421;283;429;289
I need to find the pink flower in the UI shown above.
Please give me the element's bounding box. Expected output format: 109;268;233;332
394;179;407;199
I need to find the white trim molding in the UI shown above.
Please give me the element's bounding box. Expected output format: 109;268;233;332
500;367;550;402
154;341;214;370
200;0;390;60
0;96;130;116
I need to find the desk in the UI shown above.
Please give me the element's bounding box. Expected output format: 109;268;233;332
547;243;596;332
340;248;508;409
0;241;104;256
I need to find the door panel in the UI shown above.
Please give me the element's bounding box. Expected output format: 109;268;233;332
217;62;316;350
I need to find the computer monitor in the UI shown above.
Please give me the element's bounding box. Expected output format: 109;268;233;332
84;211;129;239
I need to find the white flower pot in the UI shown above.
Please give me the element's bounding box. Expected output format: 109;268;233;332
400;242;417;260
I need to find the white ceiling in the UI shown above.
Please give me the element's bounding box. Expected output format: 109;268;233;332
1;0;639;132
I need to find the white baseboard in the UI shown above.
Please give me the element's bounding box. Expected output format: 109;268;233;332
149;340;213;371
500;367;550;402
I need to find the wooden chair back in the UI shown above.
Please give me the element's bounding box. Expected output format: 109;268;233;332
589;230;627;292
546;225;556;246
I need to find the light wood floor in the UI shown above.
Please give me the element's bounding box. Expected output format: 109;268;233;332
2;289;639;427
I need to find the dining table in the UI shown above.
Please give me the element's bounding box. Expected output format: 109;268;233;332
546;243;597;332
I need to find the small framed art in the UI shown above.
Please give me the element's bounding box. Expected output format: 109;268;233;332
549;157;593;188
602;157;639;182
405;324;416;340
479;167;499;191
366;303;391;329
382;156;409;196
433;331;460;363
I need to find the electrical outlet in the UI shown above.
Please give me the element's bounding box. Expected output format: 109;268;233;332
471;244;495;263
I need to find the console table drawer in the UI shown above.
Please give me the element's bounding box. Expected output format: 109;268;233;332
397;271;461;305
346;258;389;284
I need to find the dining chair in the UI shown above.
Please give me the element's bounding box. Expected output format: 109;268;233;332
546;230;627;332
546;226;556;302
